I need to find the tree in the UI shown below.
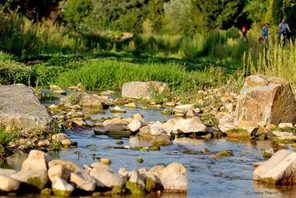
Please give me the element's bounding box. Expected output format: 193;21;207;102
1;0;60;21
61;0;93;29
194;0;244;30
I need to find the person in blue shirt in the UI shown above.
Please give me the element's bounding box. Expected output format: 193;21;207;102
259;23;269;47
262;23;269;40
278;18;291;46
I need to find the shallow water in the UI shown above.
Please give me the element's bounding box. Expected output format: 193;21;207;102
3;96;296;198
52;131;296;198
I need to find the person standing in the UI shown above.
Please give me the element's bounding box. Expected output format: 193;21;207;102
260;23;269;47
278;18;291;46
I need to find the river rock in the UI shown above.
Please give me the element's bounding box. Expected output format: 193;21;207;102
70;171;96;191
60;93;109;108
122;81;169;99
0;174;20;192
48;165;71;182
128;119;143;132
52;177;74;196
158;162;188;192
234;75;296;128
253;149;296;185
48;160;81;173
149;121;171;136
129;170;145;188
21;150;50;171
90;166;125;188
11;150;50;190
272;131;296;140
218;114;235;132
0;84;52;132
173;117;207;134
278;123;294;129
12;169;48;190
173;104;194;115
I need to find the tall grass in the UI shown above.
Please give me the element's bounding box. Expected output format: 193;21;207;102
0;7;81;56
244;40;296;82
56;59;225;91
0;126;19;147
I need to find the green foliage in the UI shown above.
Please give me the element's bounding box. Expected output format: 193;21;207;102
62;0;93;29
56;58;225;91
194;0;244;30
0;126;19;146
244;40;296;83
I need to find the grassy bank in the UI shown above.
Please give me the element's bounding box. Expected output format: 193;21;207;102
56;58;226;91
0;51;232;92
244;40;296;83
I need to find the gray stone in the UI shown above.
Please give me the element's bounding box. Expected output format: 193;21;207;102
0;84;52;132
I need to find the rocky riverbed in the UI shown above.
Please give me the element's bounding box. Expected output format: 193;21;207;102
1;75;296;197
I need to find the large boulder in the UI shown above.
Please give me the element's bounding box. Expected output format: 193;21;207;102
122;81;169;99
234;75;296;127
253;150;296;185
0;84;52;132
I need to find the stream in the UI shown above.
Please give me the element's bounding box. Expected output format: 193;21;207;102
50;105;296;198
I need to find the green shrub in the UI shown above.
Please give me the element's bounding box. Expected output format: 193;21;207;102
0;126;19;146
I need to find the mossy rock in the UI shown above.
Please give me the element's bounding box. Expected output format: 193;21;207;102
213;150;234;159
262;151;273;158
131;146;144;151
100;158;112;165
149;146;160;151
53;189;72;197
200;114;219;127
136;157;144;163
116;140;124;145
27;176;46;190
41;188;52;195
183;149;198;155
112;185;125;194
126;181;145;195
161;109;173;115
226;128;250;139
145;177;156;192
151;139;171;147
271;137;295;144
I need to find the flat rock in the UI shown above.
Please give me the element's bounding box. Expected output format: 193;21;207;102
0;84;52;132
253;149;296;185
173;117;207;134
